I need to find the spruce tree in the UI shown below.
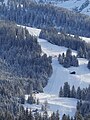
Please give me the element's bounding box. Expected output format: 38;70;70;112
77;87;81;99
70;85;76;98
63;82;70;97
59;87;63;97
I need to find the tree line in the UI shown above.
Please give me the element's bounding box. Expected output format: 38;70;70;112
0;0;90;37
0;105;86;120
58;48;79;68
59;82;90;101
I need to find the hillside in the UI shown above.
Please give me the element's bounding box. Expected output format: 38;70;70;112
0;0;90;119
22;26;90;118
0;21;53;119
36;0;90;16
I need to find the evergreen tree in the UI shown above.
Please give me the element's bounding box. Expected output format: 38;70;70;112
36;99;40;105
75;111;84;120
63;57;71;68
86;85;90;101
50;112;56;120
20;96;25;104
66;48;72;58
77;87;81;99
59;86;63;97
87;60;90;69
77;47;84;58
27;95;35;104
58;54;64;65
56;110;60;120
81;89;86;100
28;109;34;120
63;82;70;97
62;114;68;120
70;85;76;98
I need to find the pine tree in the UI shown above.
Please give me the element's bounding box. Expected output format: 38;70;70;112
36;81;43;92
76;111;84;120
34;111;40;120
27;95;35;104
58;54;64;65
70;85;76;98
27;82;33;95
56;110;60;120
50;112;56;120
77;47;83;58
59;87;63;97
63;82;70;97
44;100;49;112
28;109;34;120
77;87;81;99
66;48;72;58
41;105;44;111
43;111;48;120
63;57;71;68
20;96;25;104
87;60;90;69
36;99;40;105
81;89;86;100
62;114;68;120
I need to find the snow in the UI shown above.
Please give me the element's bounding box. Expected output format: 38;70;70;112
23;26;41;37
18;25;90;44
22;26;90;118
38;38;90;94
67;33;90;43
80;36;90;43
36;93;77;117
38;39;77;57
17;25;41;37
35;0;90;15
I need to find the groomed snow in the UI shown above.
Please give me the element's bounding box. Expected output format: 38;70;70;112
22;26;90;118
17;25;41;37
38;38;90;94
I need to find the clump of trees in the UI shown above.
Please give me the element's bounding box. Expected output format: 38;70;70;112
58;48;79;68
0;103;84;120
76;100;90;118
59;83;90;118
59;82;90;101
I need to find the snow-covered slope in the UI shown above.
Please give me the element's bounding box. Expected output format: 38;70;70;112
17;25;41;37
1;0;90;15
38;38;90;94
35;0;90;16
22;26;90;118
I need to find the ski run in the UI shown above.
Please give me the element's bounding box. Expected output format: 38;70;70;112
20;26;90;118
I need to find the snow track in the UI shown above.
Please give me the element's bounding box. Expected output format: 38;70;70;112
23;26;90;118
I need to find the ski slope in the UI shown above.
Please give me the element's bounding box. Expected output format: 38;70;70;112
38;38;90;95
17;25;41;37
22;26;90;118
